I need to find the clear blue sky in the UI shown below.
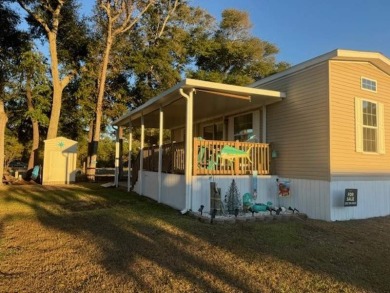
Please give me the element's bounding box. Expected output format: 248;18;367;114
15;1;390;66
190;0;390;65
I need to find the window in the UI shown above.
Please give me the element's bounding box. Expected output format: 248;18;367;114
234;113;253;141
203;123;223;140
362;101;377;152
361;77;377;92
355;98;385;153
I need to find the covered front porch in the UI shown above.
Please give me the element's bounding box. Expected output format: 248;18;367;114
113;78;285;212
136;138;270;177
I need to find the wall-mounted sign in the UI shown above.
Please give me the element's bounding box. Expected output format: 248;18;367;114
344;189;357;207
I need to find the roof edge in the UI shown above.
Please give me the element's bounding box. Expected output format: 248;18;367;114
113;78;286;126
112;80;186;126
250;49;390;87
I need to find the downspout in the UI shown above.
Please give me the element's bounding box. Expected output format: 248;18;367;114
179;88;195;213
140;115;145;195
127;121;132;192
158;107;163;203
114;126;120;187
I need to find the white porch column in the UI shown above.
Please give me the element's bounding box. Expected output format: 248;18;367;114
127;121;132;192
140;115;145;195
114;127;120;187
158;107;164;203
262;105;267;143
180;88;194;212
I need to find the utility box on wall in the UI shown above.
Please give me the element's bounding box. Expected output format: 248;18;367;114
42;137;78;185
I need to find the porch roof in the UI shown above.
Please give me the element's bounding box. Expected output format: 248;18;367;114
113;78;286;128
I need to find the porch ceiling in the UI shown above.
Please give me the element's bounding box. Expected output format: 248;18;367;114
113;78;286;129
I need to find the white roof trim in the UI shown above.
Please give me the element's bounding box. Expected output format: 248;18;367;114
183;78;285;98
113;78;285;126
250;49;390;87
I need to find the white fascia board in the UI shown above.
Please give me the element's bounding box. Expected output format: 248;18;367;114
184;78;286;98
250;49;339;87
113;80;186;126
113;78;286;126
251;49;390;88
336;49;390;64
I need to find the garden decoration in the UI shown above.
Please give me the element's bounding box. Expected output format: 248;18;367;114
249;201;272;216
220;145;252;163
210;182;223;215
210;208;217;223
242;193;253;212
224;179;241;215
198;205;204;215
277;178;290;196
288;206;300;213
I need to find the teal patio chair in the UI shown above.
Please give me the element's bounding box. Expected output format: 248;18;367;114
207;153;220;170
197;138;208;168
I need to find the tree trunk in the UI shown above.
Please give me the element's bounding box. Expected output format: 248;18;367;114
0;100;8;185
46;32;63;140
87;27;113;179
26;77;39;170
86;120;96;180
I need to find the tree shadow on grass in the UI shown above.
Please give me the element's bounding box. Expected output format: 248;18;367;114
1;184;257;292
2;184;390;292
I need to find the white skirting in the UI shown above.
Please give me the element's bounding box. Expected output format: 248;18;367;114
133;171;390;221
134;171;186;210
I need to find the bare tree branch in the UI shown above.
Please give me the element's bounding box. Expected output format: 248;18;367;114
114;1;155;36
42;0;55;14
156;0;179;39
16;0;51;33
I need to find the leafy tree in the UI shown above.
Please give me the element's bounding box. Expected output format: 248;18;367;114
4;133;24;167
189;9;289;85
86;0;181;178
19;50;51;169
0;1;28;183
4;48;51;170
127;1;213;103
16;0;89;139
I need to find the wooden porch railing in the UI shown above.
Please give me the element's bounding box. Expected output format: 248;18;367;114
141;142;185;172
193;137;270;175
131;138;269;187
131;142;185;188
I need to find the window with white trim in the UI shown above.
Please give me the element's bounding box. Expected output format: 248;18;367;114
355;98;385;153
234;113;253;141
361;77;377;92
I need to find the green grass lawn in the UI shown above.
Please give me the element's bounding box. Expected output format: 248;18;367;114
1;183;389;292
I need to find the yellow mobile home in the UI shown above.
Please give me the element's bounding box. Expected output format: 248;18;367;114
113;49;390;221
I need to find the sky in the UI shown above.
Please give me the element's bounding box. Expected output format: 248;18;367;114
22;0;390;66
76;0;390;65
189;0;390;65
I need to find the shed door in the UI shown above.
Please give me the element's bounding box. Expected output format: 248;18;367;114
49;151;68;184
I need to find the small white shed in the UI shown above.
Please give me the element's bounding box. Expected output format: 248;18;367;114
42;137;78;185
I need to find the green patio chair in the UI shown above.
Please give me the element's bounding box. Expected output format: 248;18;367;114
207;153;220;170
197;138;207;168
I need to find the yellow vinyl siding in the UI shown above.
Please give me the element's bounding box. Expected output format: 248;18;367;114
255;62;330;180
330;60;390;174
